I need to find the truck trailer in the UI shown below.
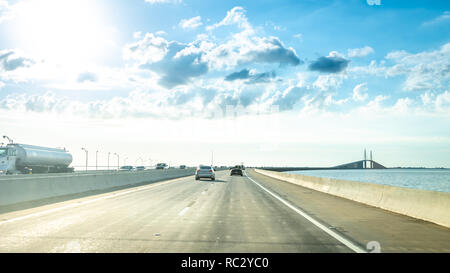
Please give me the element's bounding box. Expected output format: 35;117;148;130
0;143;74;174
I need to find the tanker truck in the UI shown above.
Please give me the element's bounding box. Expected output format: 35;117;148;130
0;143;74;174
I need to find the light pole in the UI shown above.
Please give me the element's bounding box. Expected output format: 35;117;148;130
81;148;88;171
114;153;119;170
124;157;128;166
96;150;99;171
108;152;111;171
148;158;152;168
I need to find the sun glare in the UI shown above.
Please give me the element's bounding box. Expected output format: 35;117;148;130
13;0;115;66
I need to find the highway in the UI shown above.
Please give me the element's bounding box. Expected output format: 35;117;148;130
0;169;449;253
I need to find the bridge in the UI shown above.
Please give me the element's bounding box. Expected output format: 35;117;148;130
0;154;448;253
260;149;387;172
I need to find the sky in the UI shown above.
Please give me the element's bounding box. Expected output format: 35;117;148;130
0;0;449;169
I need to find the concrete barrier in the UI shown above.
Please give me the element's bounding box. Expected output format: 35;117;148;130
0;168;196;206
254;169;450;228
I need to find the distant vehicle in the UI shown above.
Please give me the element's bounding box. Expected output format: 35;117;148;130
119;165;134;171
230;166;243;176
195;165;215;181
156;163;168;169
179;165;186;169
135;166;145;171
0;143;74;174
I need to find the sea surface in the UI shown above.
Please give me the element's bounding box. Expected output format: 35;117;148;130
287;169;450;193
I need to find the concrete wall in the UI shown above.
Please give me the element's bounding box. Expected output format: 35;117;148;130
0;169;195;206
254;169;450;228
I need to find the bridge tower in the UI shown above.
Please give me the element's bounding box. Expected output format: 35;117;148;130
364;149;367;169
370;150;373;168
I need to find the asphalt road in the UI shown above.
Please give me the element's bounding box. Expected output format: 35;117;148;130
0;169;448;253
0;170;355;253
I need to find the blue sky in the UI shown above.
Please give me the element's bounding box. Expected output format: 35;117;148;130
0;0;449;168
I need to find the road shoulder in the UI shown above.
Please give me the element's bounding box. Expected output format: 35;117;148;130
246;169;450;253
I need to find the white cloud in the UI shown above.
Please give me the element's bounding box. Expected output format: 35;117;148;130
435;90;450;112
293;33;303;40
420;91;434;105
422;11;450;26
313;74;345;91
347;46;374;58
392;97;414;114
348;60;386;76
355;95;389;116
155;30;167;36
0;49;34;72
123;33;169;64
420;90;450;114
385;43;450;91
179;16;202;29
124;7;301;87
205;35;301;70
133;31;142;39
206;6;252;32
0;0;14;23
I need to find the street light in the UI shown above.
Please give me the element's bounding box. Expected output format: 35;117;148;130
124;157;128;166
96;150;99;171
114;153;119;170
81;148;88;171
108;152;111;171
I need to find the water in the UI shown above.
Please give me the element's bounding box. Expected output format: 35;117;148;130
287;169;450;193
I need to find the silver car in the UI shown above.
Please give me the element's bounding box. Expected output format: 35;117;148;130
195;165;215;181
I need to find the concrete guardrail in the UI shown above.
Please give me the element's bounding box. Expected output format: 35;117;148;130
0;168;196;207
254;169;450;228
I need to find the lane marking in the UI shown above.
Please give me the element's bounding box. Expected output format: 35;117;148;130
0;177;188;226
245;171;367;253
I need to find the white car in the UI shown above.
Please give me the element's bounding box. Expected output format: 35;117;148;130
195;165;215;181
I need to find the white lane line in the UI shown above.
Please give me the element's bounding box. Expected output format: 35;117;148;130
245;171;367;253
178;207;190;216
0;178;184;226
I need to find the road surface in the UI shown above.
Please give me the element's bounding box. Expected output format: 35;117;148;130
0;169;448;252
